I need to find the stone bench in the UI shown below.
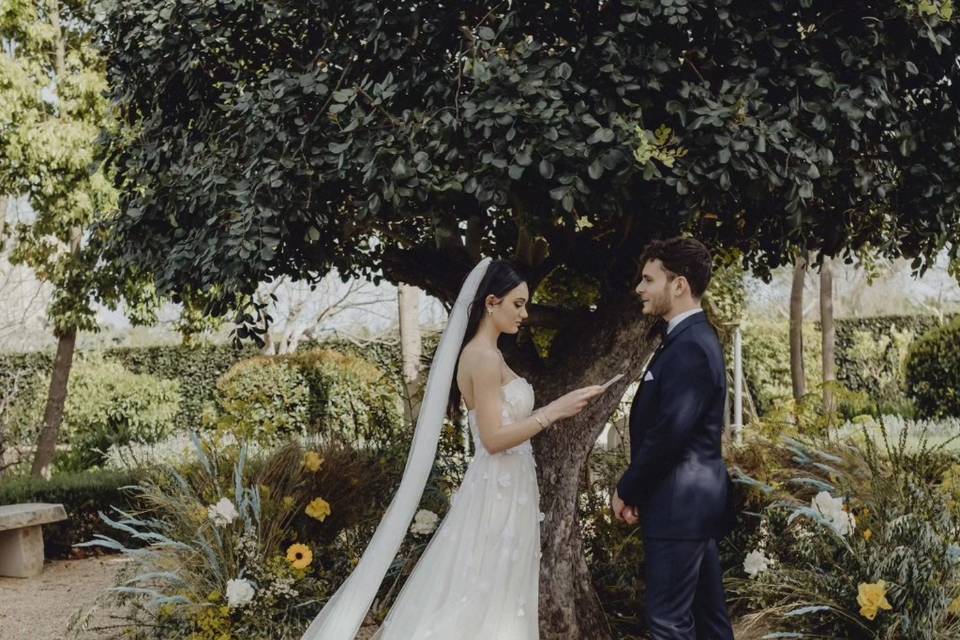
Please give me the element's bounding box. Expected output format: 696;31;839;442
0;503;68;578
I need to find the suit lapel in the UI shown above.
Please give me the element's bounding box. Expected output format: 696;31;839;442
630;312;709;430
639;313;707;379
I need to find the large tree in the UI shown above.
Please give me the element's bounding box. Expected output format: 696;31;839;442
0;0;156;478
96;1;960;636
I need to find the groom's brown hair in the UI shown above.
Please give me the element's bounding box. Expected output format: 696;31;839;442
641;237;713;299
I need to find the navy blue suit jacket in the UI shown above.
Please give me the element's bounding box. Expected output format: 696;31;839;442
617;312;732;540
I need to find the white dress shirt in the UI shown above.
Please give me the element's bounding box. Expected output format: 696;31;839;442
666;308;704;335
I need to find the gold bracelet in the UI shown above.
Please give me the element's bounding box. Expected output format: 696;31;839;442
534;413;549;430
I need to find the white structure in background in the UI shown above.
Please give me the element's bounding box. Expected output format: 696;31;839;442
731;321;744;445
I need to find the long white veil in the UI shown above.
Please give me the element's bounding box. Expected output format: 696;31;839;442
300;257;492;640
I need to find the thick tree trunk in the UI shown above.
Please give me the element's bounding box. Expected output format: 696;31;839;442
30;328;77;479
398;284;422;423
526;296;654;640
820;257;836;416
790;252;807;401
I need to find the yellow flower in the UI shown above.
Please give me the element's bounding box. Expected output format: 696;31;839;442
857;580;893;620
304;451;324;472
863;529;873;541
286;543;313;569
948;595;960;616
306;497;332;522
282;496;295;509
191;504;209;523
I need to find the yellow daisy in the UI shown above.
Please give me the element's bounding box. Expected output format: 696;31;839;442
286;543;313;570
304;451;324;472
863;529;872;541
306;497;332;522
857;580;893;620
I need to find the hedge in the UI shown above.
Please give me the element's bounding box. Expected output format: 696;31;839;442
904;316;960;419
0;470;140;559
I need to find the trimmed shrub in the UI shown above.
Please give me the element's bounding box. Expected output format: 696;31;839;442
831;314;951;414
109;342;258;432
13;356;181;471
290;348;404;448
0;343;256;440
210;356;311;443
742;320;822;415
0;469;139;558
905;316;960;419
208;348;404;448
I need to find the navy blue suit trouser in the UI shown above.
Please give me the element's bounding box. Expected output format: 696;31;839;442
643;537;734;640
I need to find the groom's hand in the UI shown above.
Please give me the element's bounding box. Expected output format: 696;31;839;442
612;489;640;525
611;489;628;522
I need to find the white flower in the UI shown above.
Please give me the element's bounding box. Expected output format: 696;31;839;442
497;473;512;488
743;550;773;578
225;578;255;608
208;497;240;526
810;491;856;536
410;509;439;536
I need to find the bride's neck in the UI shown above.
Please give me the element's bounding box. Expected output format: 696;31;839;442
474;319;501;349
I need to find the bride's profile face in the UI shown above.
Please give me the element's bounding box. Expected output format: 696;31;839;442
486;282;529;334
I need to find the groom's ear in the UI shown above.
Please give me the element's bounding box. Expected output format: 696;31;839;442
672;274;689;297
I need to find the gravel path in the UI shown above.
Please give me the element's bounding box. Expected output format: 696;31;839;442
0;555;125;640
0;556;762;640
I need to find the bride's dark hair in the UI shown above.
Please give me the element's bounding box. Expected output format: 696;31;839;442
448;259;526;416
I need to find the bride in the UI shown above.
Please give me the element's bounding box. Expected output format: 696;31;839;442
301;258;604;639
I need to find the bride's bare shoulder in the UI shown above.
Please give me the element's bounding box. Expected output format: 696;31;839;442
458;343;500;376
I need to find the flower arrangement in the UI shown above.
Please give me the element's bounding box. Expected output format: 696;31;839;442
728;424;960;638
68;435;336;639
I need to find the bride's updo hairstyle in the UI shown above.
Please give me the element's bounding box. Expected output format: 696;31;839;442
448;260;526;416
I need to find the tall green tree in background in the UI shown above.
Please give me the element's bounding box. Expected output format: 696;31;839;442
96;1;960;636
0;0;154;478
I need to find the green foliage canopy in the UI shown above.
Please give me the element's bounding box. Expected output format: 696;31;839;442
97;0;960;334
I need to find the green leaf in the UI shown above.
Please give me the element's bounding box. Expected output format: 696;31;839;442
391;157;409;178
587;128;615;144
588;160;604;180
539;158;555;179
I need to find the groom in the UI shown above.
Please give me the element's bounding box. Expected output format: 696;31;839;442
612;237;735;640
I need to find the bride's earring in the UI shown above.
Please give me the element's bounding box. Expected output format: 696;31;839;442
486;307;493;315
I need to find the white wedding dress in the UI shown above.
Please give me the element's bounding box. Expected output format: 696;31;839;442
373;376;542;640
